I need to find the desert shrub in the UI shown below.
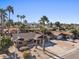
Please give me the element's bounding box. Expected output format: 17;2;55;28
23;50;30;58
0;36;13;52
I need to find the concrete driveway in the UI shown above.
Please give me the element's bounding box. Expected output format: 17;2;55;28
64;49;79;59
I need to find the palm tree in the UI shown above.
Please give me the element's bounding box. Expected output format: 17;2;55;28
0;8;7;34
20;15;26;23
22;15;25;19
39;16;49;26
17;14;21;27
6;5;14;20
6;5;14;33
39;16;49;52
39;16;49;32
24;20;27;25
17;15;20;22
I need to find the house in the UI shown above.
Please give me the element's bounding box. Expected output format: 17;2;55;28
4;28;19;34
57;33;67;40
34;33;48;46
45;31;56;40
52;31;72;40
12;32;49;48
12;32;35;48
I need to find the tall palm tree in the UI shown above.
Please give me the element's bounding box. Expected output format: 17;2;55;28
6;5;14;20
20;15;25;23
17;15;21;26
0;8;7;34
22;15;25;19
17;15;20;22
39;16;49;52
6;5;14;33
24;20;27;25
39;16;49;26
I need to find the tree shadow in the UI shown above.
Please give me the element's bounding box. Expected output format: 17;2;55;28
44;52;57;59
40;40;56;48
27;39;57;49
44;41;56;47
24;55;36;59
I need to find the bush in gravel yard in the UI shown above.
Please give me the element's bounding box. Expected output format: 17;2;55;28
70;29;78;34
70;29;79;39
23;50;31;58
0;36;13;52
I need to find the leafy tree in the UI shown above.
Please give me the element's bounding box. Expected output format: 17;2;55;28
14;22;22;26
0;36;13;53
70;29;79;39
55;21;61;31
70;29;78;35
19;24;29;32
49;22;53;28
6;19;14;28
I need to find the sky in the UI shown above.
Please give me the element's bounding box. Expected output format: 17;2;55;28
0;0;79;24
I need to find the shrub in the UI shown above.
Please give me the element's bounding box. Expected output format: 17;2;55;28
0;36;13;50
23;50;30;57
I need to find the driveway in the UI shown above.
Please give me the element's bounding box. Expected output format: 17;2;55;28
64;49;79;59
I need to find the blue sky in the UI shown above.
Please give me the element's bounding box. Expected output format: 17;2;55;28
0;0;79;24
